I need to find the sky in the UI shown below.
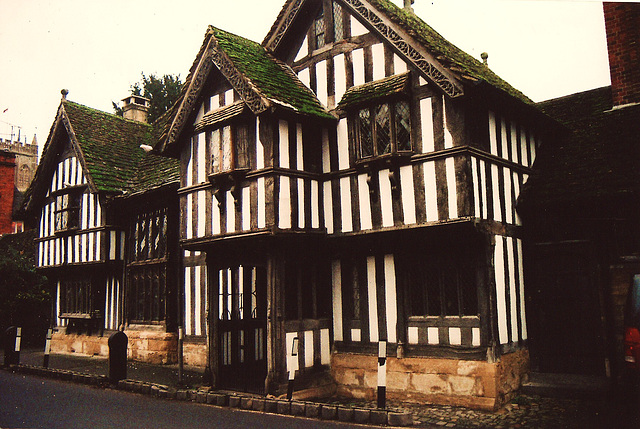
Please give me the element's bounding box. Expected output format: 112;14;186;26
0;0;611;153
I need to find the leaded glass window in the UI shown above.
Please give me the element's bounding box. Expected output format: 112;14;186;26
355;99;412;159
314;6;326;49
333;3;344;42
54;189;82;232
210;121;253;174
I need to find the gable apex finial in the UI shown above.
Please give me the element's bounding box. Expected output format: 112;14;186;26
61;89;69;100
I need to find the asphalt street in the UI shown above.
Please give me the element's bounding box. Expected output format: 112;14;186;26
0;371;374;429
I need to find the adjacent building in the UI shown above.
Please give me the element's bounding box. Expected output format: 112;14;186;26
0;137;38;234
519;2;640;382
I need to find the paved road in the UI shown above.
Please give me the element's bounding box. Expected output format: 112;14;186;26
0;371;374;429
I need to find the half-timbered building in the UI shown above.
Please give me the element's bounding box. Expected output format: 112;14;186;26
157;0;555;409
22;93;181;363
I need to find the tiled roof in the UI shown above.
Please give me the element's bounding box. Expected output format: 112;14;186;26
211;27;332;119
365;0;531;104
264;0;531;104
62;101;179;194
158;25;332;154
337;72;410;109
519;86;640;209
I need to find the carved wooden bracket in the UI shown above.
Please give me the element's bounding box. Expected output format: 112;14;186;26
208;168;250;208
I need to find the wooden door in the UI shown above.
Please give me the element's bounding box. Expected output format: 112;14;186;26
217;265;267;393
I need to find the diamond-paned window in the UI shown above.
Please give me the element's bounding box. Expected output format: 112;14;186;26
355;99;412;160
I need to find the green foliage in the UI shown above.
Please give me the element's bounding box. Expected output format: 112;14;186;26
0;231;50;346
113;73;183;123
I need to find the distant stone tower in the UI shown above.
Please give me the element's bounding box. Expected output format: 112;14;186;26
0;136;38;233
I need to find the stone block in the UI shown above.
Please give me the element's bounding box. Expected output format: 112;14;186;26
241;397;253;409
176;390;188;401
337;407;354;422
252;398;266;412
197;392;208;403
388;370;411;390
290;401;305;416
206;393;217;405
305;403;320;418
387;412;413;427
276;400;291;414
264;399;278;413
188;390;197;401
216;394;229;407
370;409;388;425
353;408;371;423
229;396;242;408
448;375;479;395
411;373;451;394
320;405;338;420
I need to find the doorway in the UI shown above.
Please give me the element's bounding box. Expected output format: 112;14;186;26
216;265;267;393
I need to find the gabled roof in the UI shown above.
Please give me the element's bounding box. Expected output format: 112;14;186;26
21;99;179;217
519;86;640;211
157;26;332;155
264;0;531;104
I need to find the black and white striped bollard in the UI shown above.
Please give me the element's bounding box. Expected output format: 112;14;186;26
14;327;22;365
377;340;387;409
43;328;52;368
287;337;299;400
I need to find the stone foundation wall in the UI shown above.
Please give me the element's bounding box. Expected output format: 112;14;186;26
50;329;179;365
183;339;208;367
331;348;529;410
126;330;177;364
50;332;109;356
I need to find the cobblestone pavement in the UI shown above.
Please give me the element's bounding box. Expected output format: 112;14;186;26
16;349;640;428
320;392;639;428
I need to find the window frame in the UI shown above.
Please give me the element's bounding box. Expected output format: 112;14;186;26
52;186;84;234
209;119;253;176
353;97;413;162
126;208;170;324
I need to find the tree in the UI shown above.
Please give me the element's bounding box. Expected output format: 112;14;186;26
113;73;182;123
0;231;50;347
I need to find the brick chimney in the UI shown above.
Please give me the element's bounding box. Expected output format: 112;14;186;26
122;95;150;123
603;2;640;107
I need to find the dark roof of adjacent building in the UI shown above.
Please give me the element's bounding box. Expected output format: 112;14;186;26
519;86;640;210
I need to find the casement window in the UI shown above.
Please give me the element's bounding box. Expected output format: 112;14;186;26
314;6;326;49
60;277;93;317
356;100;412;160
54;189;82;232
210;122;251;174
312;2;345;50
402;247;478;318
127;208;169;323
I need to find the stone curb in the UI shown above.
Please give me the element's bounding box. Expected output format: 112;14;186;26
3;364;414;426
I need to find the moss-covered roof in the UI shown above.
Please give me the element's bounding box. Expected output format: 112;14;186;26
366;0;531;104
62;101;179;194
265;0;531;104
158;25;333;154
211;27;332;119
337;72;410;109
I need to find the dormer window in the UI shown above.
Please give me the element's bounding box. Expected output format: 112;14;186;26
356;99;411;160
337;73;413;163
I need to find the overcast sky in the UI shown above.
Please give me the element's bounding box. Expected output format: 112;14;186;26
0;0;611;151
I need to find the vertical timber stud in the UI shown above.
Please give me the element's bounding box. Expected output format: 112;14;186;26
287;337;299;400
43;328;52;368
377;340;387;409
